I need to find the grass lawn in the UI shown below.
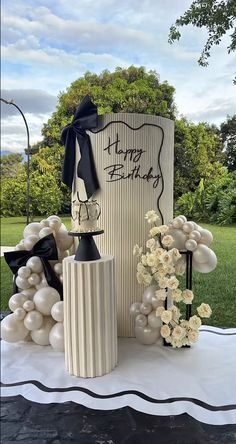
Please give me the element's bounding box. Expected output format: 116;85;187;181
1;217;236;327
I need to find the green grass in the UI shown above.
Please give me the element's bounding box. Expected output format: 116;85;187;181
1;217;236;327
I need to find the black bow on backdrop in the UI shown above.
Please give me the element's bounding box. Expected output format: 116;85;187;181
4;234;63;299
61;95;100;199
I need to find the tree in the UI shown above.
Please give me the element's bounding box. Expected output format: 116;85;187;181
169;0;236;70
0;153;24;179
221;114;236;171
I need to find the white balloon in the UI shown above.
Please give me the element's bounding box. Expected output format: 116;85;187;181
140;302;152;315
51;301;64;322
9;293;28;311
26;256;43;273
15;244;25;251
31;316;56;345
57;249;69;261
24;235;39;251
59;274;63;283
21;288;36;299
23;223;41;239
15;275;31;290
49;322;65;351
193;250;217;273
18;266;31;279
185;239;198;252
49;219;62;232
47;215;61;222
168;229;187;250
189;230;201;242
35;273;48;289
24;310;43;330
198;229;213;246
178;215;187;223
135;314;148;327
172;217;184;229
143;285;158;304
193;244;212;264
28;272;41;286
40;219;50;228
23;300;35;312
56;228;73;251
130;302;141;317
33;287;61;315
1;314;29;342
148;310;162;329
182;222;195;233
14;307;26;321
54;263;63;275
135;325;160;345
39;227;54;239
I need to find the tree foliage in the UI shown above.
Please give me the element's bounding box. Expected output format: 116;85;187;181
169;0;236;69
0;153;24;179
221;114;236;171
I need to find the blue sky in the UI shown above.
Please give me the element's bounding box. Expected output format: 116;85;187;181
1;0;236;152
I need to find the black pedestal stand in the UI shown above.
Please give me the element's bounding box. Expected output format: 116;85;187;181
68;230;104;261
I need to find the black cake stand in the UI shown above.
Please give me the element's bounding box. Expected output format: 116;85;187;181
68;230;104;261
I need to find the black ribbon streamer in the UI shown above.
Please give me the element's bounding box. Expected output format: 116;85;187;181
4;234;63;299
61;95;100;199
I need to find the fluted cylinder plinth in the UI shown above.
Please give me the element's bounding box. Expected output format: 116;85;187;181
63;255;117;377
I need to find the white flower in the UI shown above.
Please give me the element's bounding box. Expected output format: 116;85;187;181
165;335;172;344
146;238;156;249
146;253;156;267
161;310;172;324
137;271;152;286
158;225;169;234
149;226;160;238
189;315;202;330
155;289;167;301
163;264;175;275
156;306;165;317
162;235;174;248
133;244;143;256
141;254;147;266
171;338;183;348
171;305;181;321
188;329;199;343
197;303;212;318
145;210;159;224
156;267;167;278
170;248;182;262
172;326;186;340
166;276;179;290
158;277;169;288
137;262;146;273
171;289;183;302
154;248;164;259
175;258;186;275
182;289;194;304
160;325;171;338
159;251;172;265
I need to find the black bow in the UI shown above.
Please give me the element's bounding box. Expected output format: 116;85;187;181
4;234;63;299
61;95;100;199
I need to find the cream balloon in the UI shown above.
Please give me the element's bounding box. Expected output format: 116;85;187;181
135;325;160;345
135;314;148;327
49;322;65;351
24;235;39;251
8;293;28;311
182;222;195;233
31;316;56;345
51;301;64;322
185;239;198;252
15;275;31;290
26;256;43;273
1;314;28;342
49;219;62;232
59;274;63;283
172;217;184;229
148;311;162;329
56;229;73;251
193;244;212;264
57;249;69;261
14;307;26;321
39;227;54;239
23;300;35;312
189;230;201;242
23;222;41;239
18;266;31;279
33;287;61;315
140;302;152;315
193;250;217;273
24;310;43;331
130;302;141;317
178;215;187;222
28;272;41;286
142;285;158;304
15;244;25;251
47;215;61;222
54;263;63;275
40;219;50;228
168;229;187;250
198;229;213;246
21;288;36;299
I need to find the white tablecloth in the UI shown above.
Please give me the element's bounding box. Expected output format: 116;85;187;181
1;326;236;425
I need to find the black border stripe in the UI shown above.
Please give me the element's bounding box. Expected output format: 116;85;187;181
200;329;236;336
1;380;236;412
90;120;165;224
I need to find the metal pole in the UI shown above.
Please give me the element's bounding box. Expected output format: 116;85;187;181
1;98;31;224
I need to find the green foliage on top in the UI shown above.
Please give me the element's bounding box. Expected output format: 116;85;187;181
0;153;23;179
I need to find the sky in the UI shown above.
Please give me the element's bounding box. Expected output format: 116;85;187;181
1;0;236;153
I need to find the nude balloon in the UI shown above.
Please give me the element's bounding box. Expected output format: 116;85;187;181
9;293;28;311
47;215;61;222
24;235;39;251
24;310;43;331
193;244;212;264
49;323;65;351
168;229;187;250
14;307;26;321
54;263;63;275
185;239;198;252
21;288;36;299
130;302;141;317
26;256;43;274
56;229;73;251
51;301;64;322
198;229;213;246
1;314;28;342
15;275;31;290
18;266;31;279
193;250;217;273
39;227;54;239
31;316;56;345
33;287;61;315
148;311;162;329
23;223;41;239
28;273;41;286
135;325;160;345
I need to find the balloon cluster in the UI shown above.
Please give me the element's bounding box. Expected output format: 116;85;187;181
1;215;73;351
130;285;163;345
168;216;217;273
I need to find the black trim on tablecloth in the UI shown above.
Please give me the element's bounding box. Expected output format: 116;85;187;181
1;380;236;412
200;329;236;336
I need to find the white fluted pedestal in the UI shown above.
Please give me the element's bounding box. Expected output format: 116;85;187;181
63;255;117;377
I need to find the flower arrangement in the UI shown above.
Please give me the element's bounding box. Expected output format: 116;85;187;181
132;210;213;348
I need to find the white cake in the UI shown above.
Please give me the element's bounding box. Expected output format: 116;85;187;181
72;200;101;232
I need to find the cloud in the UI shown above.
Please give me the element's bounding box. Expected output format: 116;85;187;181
1;89;57;117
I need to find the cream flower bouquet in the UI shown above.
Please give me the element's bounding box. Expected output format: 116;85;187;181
132;210;212;348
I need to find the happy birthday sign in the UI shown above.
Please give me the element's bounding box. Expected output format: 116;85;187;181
73;113;174;337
